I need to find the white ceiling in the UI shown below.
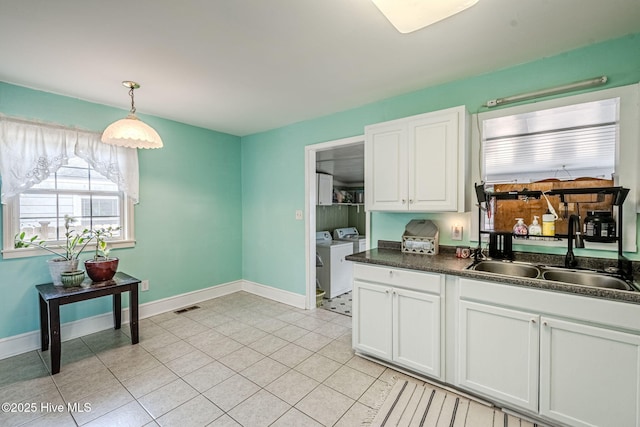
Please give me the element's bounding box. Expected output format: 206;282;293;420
316;143;365;185
0;0;639;136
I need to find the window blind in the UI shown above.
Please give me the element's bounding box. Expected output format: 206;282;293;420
482;98;618;184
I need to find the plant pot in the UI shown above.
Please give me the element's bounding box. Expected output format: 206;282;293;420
84;257;119;282
60;270;85;288
47;258;79;286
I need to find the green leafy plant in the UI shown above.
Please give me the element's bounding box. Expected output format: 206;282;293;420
90;226;120;260
14;215;91;260
15;216;120;260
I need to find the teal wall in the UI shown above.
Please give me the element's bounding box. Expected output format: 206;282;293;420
241;33;640;296
1;33;639;342
0;83;243;339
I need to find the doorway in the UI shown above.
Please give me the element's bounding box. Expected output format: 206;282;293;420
304;135;368;311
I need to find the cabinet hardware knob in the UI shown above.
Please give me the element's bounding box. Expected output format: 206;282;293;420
409;199;414;204
531;319;536;324
543;321;548;326
402;199;406;204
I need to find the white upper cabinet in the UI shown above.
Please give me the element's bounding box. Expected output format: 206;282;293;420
316;173;333;206
365;105;469;212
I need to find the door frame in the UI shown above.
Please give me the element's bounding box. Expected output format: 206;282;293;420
304;135;368;309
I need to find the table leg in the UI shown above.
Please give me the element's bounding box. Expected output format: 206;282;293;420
130;286;139;345
49;301;61;375
39;295;49;351
113;293;121;330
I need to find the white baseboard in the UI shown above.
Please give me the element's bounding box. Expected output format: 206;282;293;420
242;280;307;309
0;279;304;360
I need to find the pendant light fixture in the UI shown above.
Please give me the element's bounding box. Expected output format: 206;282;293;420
101;81;163;149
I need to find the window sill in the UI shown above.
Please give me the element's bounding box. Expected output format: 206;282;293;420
2;240;136;260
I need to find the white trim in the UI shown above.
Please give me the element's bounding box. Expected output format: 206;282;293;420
0;279;307;360
242;279;306;309
2;239;136;260
304;135;368;311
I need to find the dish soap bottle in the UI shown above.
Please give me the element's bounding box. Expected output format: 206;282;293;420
529;216;542;239
513;218;528;238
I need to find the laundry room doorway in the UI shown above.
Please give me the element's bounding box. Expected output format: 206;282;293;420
304;135;369;314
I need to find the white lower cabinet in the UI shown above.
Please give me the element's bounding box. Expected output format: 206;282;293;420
353;280;393;360
393;287;441;376
352;267;640;426
456;277;640;427
539;317;640;427
353;264;442;379
457;301;539;412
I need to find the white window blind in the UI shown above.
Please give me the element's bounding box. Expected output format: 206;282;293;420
482;98;618;184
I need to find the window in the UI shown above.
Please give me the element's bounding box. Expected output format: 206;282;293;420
17;157;123;243
482;98;618;184
0;118;137;258
471;83;639;252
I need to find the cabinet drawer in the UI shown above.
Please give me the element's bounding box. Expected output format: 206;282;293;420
354;264;442;294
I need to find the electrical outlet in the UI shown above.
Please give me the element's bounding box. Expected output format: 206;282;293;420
451;225;463;241
141;280;149;291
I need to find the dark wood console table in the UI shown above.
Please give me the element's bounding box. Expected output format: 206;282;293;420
36;271;140;374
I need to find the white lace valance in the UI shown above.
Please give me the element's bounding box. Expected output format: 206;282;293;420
0;117;139;203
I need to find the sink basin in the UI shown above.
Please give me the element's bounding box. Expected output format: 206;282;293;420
472;261;541;278
542;270;634;291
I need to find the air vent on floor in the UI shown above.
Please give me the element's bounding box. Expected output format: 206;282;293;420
174;305;201;314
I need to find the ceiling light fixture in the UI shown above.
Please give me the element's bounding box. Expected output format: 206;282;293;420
101;81;163;149
371;0;480;34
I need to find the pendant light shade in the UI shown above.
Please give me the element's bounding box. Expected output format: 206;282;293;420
101;81;163;149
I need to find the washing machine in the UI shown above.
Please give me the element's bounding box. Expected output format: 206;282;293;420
333;227;367;253
316;231;354;299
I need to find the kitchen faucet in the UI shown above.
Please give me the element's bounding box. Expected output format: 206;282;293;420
565;214;584;268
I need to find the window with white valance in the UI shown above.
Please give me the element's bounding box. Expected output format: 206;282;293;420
0;117;139;203
0;117;138;258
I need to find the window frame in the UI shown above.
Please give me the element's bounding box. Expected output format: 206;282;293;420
470;83;639;253
2;160;136;260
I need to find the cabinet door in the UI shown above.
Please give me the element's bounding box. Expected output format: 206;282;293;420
393;288;441;378
352;280;392;360
457;301;539;412
540;317;640;427
364;121;408;211
316;173;333;206
408;110;460;211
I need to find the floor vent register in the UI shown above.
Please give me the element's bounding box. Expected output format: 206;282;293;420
174;305;201;314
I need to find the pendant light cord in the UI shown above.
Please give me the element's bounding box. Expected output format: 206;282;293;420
129;86;136;114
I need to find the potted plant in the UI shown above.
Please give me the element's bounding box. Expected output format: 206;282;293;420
15;215;91;286
83;226;120;282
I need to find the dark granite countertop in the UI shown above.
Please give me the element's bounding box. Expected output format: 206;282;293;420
346;242;640;305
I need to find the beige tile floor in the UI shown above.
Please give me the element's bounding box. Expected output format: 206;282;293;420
0;291;398;427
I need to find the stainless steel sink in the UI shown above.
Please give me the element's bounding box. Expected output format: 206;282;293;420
470;260;637;291
472;260;541;278
542;269;634;291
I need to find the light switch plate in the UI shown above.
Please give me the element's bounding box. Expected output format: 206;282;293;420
295;210;303;220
